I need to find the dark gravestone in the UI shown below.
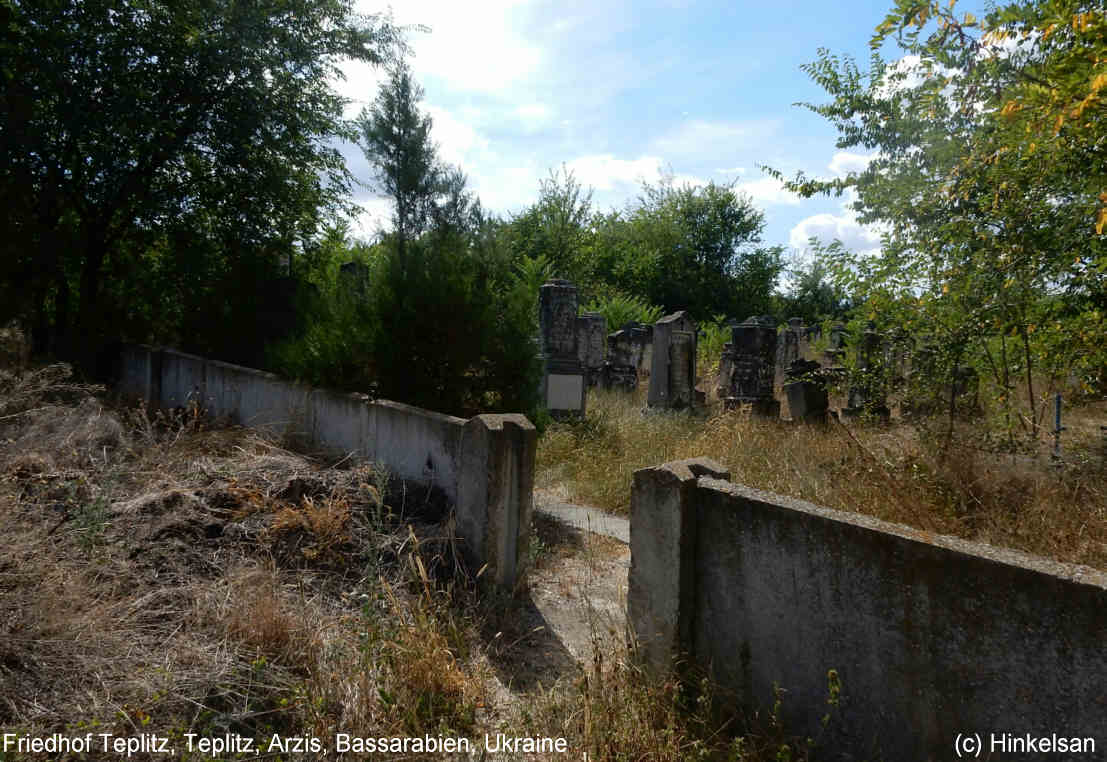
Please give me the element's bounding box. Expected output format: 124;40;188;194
538;280;586;417
724;316;779;417
575;312;607;387
783;358;829;423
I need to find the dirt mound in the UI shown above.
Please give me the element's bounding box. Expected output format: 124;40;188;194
4;397;128;471
0;320;30;370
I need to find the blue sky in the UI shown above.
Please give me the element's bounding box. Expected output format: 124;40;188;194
335;0;989;266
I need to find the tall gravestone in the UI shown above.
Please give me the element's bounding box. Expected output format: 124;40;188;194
776;318;807;382
538;280;586;417
647;311;697;410
723;316;779;417
575;312;607;387
775;317;817;419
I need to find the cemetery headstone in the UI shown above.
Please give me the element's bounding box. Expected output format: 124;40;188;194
538;280;586;417
648;311;698;410
722;316;779;417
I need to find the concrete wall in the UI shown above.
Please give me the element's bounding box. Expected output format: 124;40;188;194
117;345;535;587
629;458;1107;759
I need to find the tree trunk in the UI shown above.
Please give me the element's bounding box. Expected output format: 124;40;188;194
74;233;109;366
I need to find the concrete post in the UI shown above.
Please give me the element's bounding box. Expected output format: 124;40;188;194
457;414;537;589
628;457;730;672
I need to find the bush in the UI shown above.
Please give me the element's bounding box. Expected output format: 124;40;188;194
273;230;542;420
583;290;664;331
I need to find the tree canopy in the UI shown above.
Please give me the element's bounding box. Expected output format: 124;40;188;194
505;172;785;324
1;0;401;358
767;0;1106;436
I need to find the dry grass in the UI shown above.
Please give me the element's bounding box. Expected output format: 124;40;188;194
0;363;489;759
539;387;1107;569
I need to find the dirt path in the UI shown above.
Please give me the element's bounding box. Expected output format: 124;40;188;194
479;492;630;705
533;489;629;544
530;490;629;670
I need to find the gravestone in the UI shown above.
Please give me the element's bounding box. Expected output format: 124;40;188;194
338;261;370;298
603;325;641;391
824;322;848;366
668;330;696;408
648;311;698;409
783;358;829;423
575;312;607;387
776;318;807;378
723;316;779;417
538;280;586;417
842;321;889;420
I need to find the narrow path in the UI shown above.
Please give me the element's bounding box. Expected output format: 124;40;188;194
533;489;629;544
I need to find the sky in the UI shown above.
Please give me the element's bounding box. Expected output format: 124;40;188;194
332;0;990;267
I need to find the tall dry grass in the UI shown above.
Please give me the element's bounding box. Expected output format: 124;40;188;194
538;387;1107;569
0;363;491;757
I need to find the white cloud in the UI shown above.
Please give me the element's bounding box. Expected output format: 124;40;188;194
425;105;488;169
562;154;715;195
827;151;876;177
355;0;540;93
350;197;394;241
651;119;776;162
788;211;881;257
515;103;550;124
734;176;800;206
565;154;665;192
333;59;388;120
470;165;544;215
715;166;747;175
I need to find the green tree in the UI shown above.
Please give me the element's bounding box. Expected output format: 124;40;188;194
776;244;853;323
599;177;784;321
323;58;541;417
1;0;401;358
505;166;594;285
769;0;1107;442
356;59;441;255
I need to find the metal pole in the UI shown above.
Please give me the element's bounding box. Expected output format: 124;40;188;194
1051;393;1064;463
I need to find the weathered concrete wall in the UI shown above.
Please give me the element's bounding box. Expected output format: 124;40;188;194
369;399;466;502
630;460;1107;759
117;345;532;587
628;458;731;671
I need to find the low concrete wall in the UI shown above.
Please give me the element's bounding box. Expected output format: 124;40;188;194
629;458;1107;759
117;345;535;587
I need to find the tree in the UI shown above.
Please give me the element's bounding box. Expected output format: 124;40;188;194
1;0;401;358
505;166;594;285
335;59;541;417
768;0;1107;442
776;245;853;324
596;177;784;321
356;59;440;256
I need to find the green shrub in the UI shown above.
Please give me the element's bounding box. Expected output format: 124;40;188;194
583;290;664;331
